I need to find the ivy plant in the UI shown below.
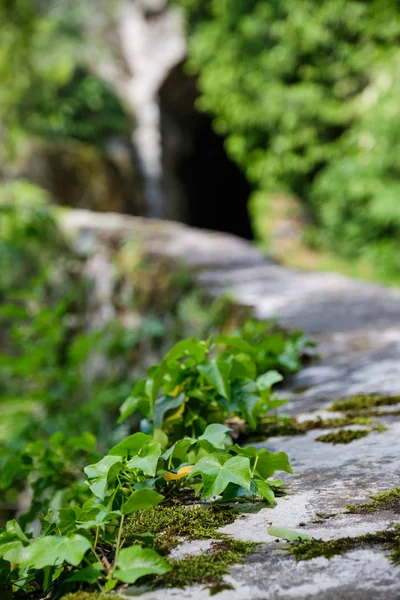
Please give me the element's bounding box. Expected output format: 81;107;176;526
119;335;301;439
0;426;291;597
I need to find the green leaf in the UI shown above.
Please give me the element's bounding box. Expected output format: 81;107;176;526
76;508;121;529
268;527;312;541
5;521;29;544
162;438;193;464
198;358;231;400
230;379;260;429
231;353;257;379
0;457;22;490
127;440;162;476
153;393;186;430
215;335;253;354
21;534;91;569
254;479;275;505
114;546;171;584
118;380;147;423
198;424;230;449
165;338;207;363
230;444;258;459
121;489;164;516
253;449;292;480
67;432;97;452
190;454;251;499
84;455;122;499
256;370;283;391
108;432;153;457
44;509;77;535
66;564;104;583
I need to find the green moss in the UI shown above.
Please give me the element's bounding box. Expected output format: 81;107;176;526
248;415;371;441
287;527;400;564
124;504;237;555
151;539;256;590
346;488;400;514
329;394;400;413
316;429;370;444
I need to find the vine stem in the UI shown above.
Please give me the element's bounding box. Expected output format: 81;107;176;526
111;514;125;575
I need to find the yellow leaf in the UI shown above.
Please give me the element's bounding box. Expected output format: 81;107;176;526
163;465;193;482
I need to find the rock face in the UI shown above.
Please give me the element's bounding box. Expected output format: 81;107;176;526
62;209;400;600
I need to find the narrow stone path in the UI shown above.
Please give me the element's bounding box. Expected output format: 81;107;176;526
62;210;400;599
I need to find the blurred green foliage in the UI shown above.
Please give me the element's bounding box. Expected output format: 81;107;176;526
177;0;400;280
0;0;128;153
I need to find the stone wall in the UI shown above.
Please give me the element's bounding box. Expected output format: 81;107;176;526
61;209;400;600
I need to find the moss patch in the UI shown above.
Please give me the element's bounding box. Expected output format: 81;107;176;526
347;488;400;514
124;504;237;555
316;429;370;444
151;539;256;591
246;414;371;441
287;527;400;564
329;394;400;413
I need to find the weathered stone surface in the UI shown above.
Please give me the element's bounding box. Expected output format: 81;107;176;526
60;210;400;599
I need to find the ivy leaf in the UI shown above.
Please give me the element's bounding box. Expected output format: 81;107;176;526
190;454;251;499
66;564;104;583
230;379;260;429
254;479;275;505
118;380;147;423
67;432;97;452
165;338;207;363
4;521;29;544
21;534;91;569
215;335;253;354
0;456;22;490
84;455;122;499
153;393;186;430
121;489;164;516
0;521;29;563
197;424;230;449
231;353;257;379
127;440;162;476
44;509;77;535
76;508;121;529
0;541;24;563
231;446;292;479
108;432;153;457
114;546;171;584
198;358;231;400
256;370;283;391
253;449;292;479
161;438;193;464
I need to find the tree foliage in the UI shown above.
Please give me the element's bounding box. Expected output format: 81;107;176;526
177;0;400;278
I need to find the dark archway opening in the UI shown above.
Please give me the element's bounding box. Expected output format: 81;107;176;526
159;64;253;240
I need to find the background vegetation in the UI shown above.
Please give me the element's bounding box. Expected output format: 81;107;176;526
2;0;400;281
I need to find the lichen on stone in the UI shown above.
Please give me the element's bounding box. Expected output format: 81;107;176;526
346;488;400;514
